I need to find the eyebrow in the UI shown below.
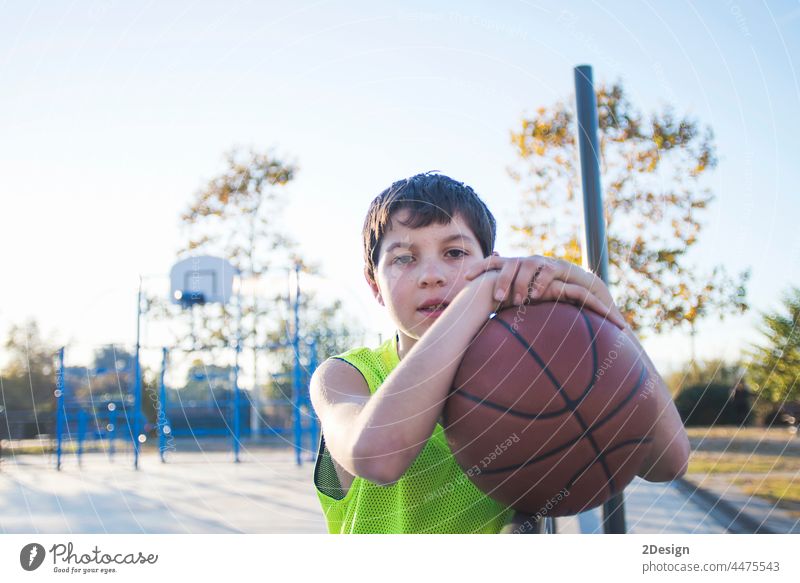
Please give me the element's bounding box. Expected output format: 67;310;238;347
384;234;477;254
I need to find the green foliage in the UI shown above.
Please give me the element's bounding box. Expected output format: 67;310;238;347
1;319;57;413
264;293;363;401
66;346;136;402
744;286;800;404
180;146;298;271
170;146;363;406
664;357;744;396
173;361;235;402
675;383;752;427
509;81;750;335
168;147;302;352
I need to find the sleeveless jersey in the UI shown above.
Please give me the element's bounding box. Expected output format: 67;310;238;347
312;334;515;533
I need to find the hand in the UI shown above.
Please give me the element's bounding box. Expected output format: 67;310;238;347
463;255;628;330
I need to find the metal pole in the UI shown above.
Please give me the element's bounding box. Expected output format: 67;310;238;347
108;405;117;462
308;337;319;461
250;273;262;442
292;262;302;466
233;293;242;463
55;347;65;471
77;409;86;468
574;64;626;534
133;276;143;470
159;348;168;463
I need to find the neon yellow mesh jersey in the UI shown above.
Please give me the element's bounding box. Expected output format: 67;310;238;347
313;334;515;534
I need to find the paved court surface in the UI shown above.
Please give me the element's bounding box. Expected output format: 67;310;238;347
0;446;774;534
0;449;326;534
555;476;728;534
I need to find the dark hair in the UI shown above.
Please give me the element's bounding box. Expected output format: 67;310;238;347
362;172;497;282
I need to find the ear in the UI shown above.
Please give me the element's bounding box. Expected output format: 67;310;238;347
364;267;384;306
491;251;500;257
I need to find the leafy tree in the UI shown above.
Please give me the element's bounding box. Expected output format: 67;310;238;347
674;383;751;427
260;288;364;433
266;291;364;402
744;286;800;405
63;345;137;403
1;319;56;413
91;345;135;376
664;357;744;396
509;82;750;336
180;146;298;273
167;147;362;435
175;361;235;402
170;146;299;353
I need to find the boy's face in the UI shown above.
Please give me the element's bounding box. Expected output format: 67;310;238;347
366;208;494;339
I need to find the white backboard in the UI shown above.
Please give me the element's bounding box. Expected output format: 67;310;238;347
170;255;238;306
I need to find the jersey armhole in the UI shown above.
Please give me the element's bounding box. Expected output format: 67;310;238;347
313;432;349;501
312;356;369;502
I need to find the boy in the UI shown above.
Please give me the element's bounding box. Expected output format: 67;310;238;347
310;172;690;534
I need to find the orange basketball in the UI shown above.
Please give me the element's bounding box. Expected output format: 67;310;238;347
443;300;657;516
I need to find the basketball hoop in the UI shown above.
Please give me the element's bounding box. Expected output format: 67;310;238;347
170;255;238;307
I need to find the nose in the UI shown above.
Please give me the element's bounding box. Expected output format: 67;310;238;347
417;258;447;288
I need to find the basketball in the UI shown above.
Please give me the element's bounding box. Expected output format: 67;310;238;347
443;300;658;516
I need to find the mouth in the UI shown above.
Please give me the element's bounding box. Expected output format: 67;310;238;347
417;301;450;316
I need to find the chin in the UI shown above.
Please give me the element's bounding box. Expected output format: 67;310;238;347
402;323;428;340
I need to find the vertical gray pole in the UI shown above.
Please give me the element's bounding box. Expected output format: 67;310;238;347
574;64;625;534
292;262;302;466
233;293;242;463
133;276;143;471
159;347;168;463
56;347;66;471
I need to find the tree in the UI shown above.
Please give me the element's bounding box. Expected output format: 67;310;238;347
664;357;744;396
1;319;56;413
744;286;800;405
508;82;750;337
172;146;299;351
175;361;235;402
169;147;363;435
266;292;364;401
260;289;364;434
674;383;753;427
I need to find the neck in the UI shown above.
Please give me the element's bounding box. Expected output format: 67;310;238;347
396;330;418;361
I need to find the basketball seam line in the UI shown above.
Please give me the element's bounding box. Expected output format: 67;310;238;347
491;313;615;491
448;389;573;419
566;437;655;492
471;364;648;476
574;312;615;493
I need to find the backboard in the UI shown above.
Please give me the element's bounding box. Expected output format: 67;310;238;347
169;255;238;307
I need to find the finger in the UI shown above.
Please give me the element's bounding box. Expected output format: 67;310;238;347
528;257;559;299
511;259;540;306
463;256;503;280
549;260;611;303
531;259;609;307
494;258;522;302
546;281;626;329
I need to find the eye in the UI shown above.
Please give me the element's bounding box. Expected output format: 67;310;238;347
446;249;468;258
392;255;414;265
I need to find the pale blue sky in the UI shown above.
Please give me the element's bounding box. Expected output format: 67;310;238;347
1;0;798;373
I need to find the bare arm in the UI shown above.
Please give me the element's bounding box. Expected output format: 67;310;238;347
310;271;501;485
622;327;691;482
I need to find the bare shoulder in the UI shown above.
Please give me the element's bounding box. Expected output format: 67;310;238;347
310;358;372;492
310;357;371;408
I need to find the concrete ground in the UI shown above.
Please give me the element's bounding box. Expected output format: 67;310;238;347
0;443;794;534
555;476;729;534
0;447;326;534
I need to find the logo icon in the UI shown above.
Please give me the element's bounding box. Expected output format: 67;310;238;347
20;543;46;571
